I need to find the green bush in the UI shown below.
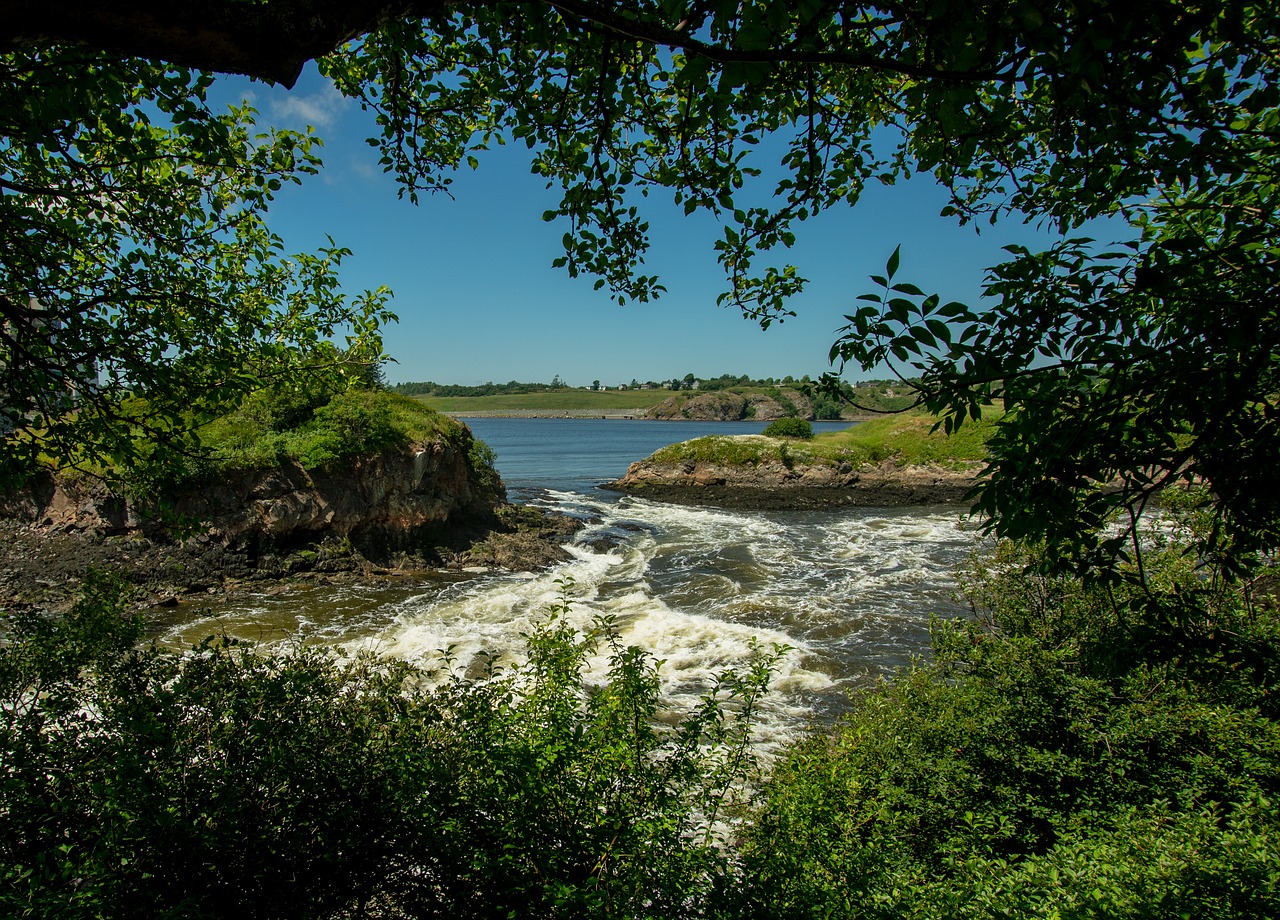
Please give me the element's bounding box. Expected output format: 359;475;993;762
762;418;813;439
0;577;777;919
733;526;1280;919
196;388;464;476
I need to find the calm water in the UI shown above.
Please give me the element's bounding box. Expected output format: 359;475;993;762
157;419;977;746
465;418;854;496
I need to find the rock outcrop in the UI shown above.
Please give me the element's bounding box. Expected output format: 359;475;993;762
0;441;581;608
647;392;749;420
3;440;489;549
604;439;981;510
645;389;815;421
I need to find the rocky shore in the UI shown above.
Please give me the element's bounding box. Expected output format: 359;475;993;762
443;409;650;419
603;449;981;510
0;443;582;611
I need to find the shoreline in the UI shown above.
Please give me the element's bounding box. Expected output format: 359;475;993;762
443;411;875;421
443;409;651;419
0;504;586;613
604;455;981;511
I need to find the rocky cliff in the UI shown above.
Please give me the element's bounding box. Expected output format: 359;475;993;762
604;437;980;510
2;439;489;547
0;440;579;608
645;389;814;421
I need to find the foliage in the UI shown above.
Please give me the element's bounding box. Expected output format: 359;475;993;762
0;48;394;489
828;410;998;467
0;578;778;919
652;411;994;469
322;1;1280;580
410;389;673;413
193;385;472;480
762;417;813;440
735;529;1280;919
463;434;504;503
810;391;845;421
396;379;579;398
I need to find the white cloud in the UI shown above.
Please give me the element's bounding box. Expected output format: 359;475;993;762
269;80;348;129
347;155;380;180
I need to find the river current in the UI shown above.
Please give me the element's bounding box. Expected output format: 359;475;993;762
156;418;979;747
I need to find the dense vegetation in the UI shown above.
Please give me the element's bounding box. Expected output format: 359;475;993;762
0;579;775;919
651;412;998;470
86;362;501;507
738;492;1280;917
761;418;814;440
740;529;1280;919
5;501;1276;918
199;386;461;476
5;2;1280;918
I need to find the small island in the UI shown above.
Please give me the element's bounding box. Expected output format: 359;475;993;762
603;413;996;510
0;386;579;610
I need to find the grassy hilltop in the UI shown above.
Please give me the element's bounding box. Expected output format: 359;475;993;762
410;389;667;414
403;379;916;417
650;411;999;470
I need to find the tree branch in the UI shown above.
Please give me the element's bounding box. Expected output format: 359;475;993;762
0;0;456;85
542;0;1017;83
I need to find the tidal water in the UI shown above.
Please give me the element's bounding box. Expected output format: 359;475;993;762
157;418;978;747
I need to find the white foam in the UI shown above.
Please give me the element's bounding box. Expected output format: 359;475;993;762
174;491;981;757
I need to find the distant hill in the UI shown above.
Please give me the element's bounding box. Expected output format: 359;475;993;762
398;378;919;418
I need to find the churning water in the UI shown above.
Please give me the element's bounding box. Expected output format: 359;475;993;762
156;418;979;748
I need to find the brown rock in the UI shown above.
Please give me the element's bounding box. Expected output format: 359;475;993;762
602;435;981;510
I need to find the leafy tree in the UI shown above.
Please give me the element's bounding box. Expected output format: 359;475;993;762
0;48;392;488
7;3;1280;574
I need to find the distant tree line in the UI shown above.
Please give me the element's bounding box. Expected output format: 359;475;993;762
393;377;571;397
395;373;833;396
392;375;919;418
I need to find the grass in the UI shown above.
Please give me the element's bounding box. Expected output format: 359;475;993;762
414;390;671;412
650;410;1001;470
198;389;464;475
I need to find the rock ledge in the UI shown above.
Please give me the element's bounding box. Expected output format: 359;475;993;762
603;449;980;511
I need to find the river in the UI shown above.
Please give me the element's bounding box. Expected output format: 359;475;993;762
156;418;979;748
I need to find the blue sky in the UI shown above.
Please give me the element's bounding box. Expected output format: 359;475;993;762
218;67;1075;388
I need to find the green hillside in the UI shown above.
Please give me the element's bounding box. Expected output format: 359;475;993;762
412;390;668;412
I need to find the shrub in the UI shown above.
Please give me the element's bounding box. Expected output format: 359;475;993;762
762;417;813;439
733;528;1280;920
0;578;778;919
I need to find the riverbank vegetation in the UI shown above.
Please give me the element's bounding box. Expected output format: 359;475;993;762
738;512;1280;918
403;382;909;418
5;1;1280;916
53;368;501;508
198;386;468;477
649;411;998;470
0;578;776;919
5;500;1276;918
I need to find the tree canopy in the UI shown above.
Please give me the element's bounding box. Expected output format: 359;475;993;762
4;1;1278;577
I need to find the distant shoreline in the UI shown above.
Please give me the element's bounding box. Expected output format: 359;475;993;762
444;409;651;419
444;411;876;421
